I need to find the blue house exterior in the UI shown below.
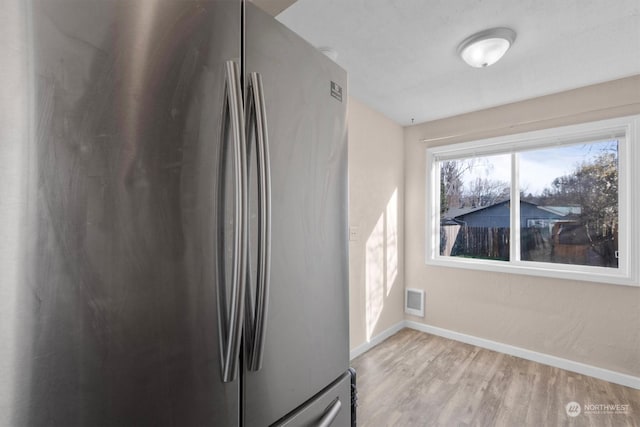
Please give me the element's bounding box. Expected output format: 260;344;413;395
447;200;564;229
440;200;604;264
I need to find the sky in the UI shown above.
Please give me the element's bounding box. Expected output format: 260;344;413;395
456;140;617;196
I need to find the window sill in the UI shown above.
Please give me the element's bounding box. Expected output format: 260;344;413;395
425;256;638;287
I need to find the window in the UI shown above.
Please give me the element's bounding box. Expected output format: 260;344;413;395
426;115;639;286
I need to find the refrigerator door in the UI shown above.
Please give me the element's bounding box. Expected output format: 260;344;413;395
272;372;352;427
243;4;349;426
0;1;243;425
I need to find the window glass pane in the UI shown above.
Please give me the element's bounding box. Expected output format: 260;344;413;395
519;140;619;268
439;154;511;261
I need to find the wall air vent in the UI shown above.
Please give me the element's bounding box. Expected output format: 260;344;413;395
405;288;424;317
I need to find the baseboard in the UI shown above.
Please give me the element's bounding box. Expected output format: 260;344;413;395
349;320;639;389
405;320;640;390
349;321;405;360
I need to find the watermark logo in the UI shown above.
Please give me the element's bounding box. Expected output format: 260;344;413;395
565;402;581;417
583;403;630;415
565;401;631;417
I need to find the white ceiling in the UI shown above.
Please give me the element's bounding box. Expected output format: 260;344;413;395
277;0;640;126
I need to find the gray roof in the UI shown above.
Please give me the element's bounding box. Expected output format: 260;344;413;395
443;200;578;220
443;199;510;219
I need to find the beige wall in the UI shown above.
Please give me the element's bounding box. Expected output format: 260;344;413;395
348;97;405;351
404;75;640;376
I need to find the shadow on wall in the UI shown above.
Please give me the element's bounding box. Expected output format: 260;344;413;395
365;188;399;341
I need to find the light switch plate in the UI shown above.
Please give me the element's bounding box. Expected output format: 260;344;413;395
349;226;360;241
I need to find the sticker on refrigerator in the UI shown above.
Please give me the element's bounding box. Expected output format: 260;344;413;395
330;81;343;102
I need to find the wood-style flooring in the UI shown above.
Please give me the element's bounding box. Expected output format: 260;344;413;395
350;328;640;427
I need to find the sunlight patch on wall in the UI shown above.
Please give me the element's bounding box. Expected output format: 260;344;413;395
365;212;385;341
365;188;400;341
386;188;398;295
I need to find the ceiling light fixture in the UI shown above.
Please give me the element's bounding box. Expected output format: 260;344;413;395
457;27;516;68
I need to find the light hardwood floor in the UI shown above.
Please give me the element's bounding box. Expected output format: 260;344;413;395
350;328;640;427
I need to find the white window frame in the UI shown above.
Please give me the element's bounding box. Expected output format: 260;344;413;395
425;115;640;287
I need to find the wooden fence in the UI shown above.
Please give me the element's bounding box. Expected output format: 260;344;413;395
441;225;510;260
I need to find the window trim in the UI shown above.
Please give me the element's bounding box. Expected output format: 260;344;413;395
425;114;639;287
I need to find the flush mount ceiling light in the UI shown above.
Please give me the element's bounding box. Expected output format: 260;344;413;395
457;27;516;68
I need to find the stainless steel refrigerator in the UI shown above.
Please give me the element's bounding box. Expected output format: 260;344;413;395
0;1;352;426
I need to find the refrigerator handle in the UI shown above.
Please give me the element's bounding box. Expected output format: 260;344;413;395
219;60;247;383
246;72;271;372
318;398;342;427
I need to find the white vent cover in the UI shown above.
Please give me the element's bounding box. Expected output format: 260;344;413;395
405;288;424;317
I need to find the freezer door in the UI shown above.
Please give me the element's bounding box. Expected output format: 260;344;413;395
243;4;349;426
0;1;243;425
272;372;352;427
